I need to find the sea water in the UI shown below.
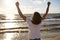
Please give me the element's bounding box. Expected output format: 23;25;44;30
0;13;60;40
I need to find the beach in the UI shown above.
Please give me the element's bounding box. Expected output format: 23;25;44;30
0;14;60;40
0;34;60;40
42;35;60;40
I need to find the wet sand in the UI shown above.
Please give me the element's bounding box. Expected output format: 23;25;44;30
0;35;60;40
42;35;60;40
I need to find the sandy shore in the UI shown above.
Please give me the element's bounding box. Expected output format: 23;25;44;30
0;35;60;40
42;35;60;40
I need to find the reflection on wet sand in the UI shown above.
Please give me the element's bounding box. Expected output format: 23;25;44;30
4;33;14;40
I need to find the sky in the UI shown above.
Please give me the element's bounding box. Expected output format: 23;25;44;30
0;0;60;14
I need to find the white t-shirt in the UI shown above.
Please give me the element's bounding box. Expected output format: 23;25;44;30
26;17;42;39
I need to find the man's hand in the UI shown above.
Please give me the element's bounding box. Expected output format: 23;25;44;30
16;2;19;7
47;2;51;6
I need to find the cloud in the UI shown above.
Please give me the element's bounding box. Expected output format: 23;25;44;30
0;0;4;7
18;5;45;14
19;5;34;13
49;7;60;13
19;0;45;7
33;0;42;5
15;0;48;14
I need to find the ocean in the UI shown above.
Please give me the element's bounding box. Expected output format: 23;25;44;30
0;13;60;40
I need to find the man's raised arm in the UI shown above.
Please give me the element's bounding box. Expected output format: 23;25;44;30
42;2;51;20
15;2;26;21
